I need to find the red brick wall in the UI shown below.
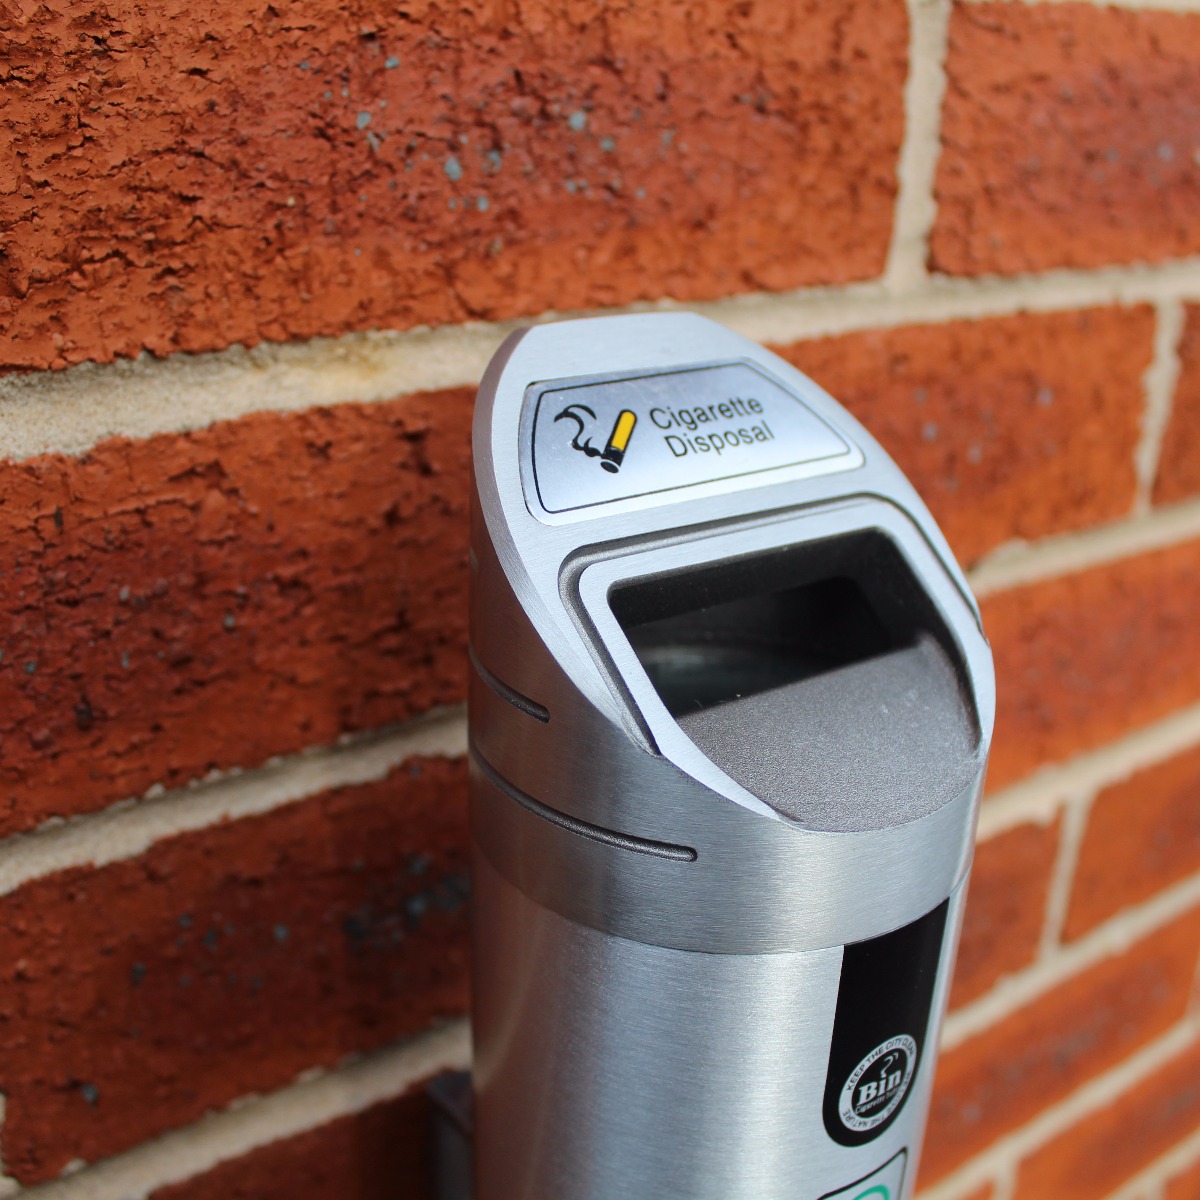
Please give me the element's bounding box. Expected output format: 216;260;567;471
3;1;1200;1198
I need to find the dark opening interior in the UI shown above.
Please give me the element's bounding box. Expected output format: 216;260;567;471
614;574;889;718
610;531;952;718
607;530;980;832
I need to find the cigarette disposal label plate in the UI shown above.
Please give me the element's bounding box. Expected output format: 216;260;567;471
528;363;854;514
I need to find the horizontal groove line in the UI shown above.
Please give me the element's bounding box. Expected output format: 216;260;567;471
5;258;1200;462
0;490;1194;890
469;646;549;723
472;744;697;862
0;706;468;898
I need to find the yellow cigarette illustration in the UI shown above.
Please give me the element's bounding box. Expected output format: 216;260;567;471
601;409;637;473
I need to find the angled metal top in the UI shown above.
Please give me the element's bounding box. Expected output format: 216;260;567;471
474;312;991;741
470;312;996;950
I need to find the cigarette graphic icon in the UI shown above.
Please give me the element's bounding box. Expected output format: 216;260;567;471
601;410;637;473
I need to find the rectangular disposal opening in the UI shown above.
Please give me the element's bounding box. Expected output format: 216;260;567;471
610;530;947;719
608;530;980;831
613;574;892;718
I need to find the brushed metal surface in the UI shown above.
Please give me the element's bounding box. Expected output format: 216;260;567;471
819;1151;907;1200
472;850;969;1200
473;312;993;763
468;312;994;1198
468;491;985;953
469;743;978;954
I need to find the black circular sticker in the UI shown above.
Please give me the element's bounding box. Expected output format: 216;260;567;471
838;1035;917;1134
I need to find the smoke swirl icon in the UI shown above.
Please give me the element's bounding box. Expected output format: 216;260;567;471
554;404;638;474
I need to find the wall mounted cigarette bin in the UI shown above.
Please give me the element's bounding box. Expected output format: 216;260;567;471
468;313;995;1200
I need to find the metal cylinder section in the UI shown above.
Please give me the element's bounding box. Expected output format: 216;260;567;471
471;840;967;1200
468;313;995;1200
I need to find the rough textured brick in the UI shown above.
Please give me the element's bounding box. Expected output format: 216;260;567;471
0;0;907;372
1155;306;1200;506
779;308;1151;567
983;538;1200;791
933;4;1200;275
950;819;1061;1009
151;1088;434;1200
1167;1157;1200;1200
0;389;471;837
1014;1037;1200;1200
0;756;468;1184
921;908;1200;1185
1066;744;1200;940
